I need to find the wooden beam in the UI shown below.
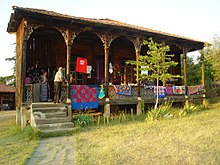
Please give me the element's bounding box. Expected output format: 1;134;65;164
104;36;109;98
66;30;71;102
183;48;188;87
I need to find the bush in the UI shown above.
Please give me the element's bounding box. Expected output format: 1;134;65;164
179;101;198;117
145;102;173;122
75;114;93;127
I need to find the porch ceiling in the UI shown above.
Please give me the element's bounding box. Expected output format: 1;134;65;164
7;6;205;51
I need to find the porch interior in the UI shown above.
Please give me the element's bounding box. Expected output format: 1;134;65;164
25;27;184;105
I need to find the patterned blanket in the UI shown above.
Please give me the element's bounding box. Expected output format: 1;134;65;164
113;85;132;96
173;86;186;95
165;86;173;95
71;85;98;110
154;86;166;98
188;86;199;95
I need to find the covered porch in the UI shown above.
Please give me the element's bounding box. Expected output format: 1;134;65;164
7;6;205;126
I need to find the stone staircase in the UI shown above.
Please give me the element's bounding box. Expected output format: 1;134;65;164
31;103;74;136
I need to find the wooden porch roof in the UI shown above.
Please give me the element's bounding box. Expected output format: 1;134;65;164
7;6;205;51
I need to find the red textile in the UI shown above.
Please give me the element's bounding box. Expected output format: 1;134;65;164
76;57;87;73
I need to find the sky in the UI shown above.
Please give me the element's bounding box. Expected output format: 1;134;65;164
1;0;220;77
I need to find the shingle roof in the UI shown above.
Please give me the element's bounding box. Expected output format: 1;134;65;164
7;6;205;50
0;83;15;93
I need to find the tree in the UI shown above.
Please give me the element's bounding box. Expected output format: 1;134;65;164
0;43;16;86
202;34;220;83
127;38;179;109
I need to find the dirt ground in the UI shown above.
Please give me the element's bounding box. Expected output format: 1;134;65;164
0;110;15;119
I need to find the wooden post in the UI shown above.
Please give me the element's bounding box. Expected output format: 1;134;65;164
134;37;142;115
22;39;28;103
201;51;206;104
21;104;27;129
20;38;28;128
183;48;189;104
136;48;141;97
103;34;110;120
104;39;109;98
183;48;188;87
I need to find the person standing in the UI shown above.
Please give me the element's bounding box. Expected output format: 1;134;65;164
54;67;63;103
40;71;49;102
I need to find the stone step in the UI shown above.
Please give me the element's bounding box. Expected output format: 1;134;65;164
32;102;66;108
32;107;67;113
40;127;77;137
35;117;72;124
37;122;74;131
33;111;67;119
44;112;67;118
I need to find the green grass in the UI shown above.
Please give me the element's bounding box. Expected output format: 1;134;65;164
0;116;39;165
74;107;220;165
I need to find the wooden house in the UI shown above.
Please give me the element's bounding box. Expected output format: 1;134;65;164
0;83;15;110
7;6;205;122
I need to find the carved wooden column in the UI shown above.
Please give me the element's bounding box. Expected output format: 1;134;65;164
183;48;189;104
104;41;110;98
66;30;76;103
131;37;142;115
96;33;117;123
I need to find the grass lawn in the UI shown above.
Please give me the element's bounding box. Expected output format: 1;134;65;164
0;114;39;165
74;107;220;165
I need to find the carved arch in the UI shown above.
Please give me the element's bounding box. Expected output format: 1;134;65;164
23;21;43;40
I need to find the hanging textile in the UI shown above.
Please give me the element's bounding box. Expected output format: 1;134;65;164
188;86;199;95
76;57;87;73
98;85;105;99
154;86;166;98
71;85;98;110
165;86;173;95
113;85;132;96
173;86;186;95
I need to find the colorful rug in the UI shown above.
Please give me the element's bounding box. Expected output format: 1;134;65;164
173;86;186;95
113;85;132;96
71;85;98;110
154;86;166;98
165;86;173;95
198;85;205;94
188;86;199;95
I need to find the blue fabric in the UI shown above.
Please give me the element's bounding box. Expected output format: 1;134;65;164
71;85;98;110
98;85;105;99
113;85;132;96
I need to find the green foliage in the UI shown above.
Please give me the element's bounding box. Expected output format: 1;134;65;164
75;114;93;127
202;34;220;83
0;117;39;164
145;102;173;122
127;38;180;109
127;38;179;82
75;106;220;165
1;43;16;85
179;101;198;117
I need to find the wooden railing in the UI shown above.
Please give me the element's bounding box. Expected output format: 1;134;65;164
25;84;204;104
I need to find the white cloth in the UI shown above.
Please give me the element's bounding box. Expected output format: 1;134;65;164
87;65;92;74
54;70;63;82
